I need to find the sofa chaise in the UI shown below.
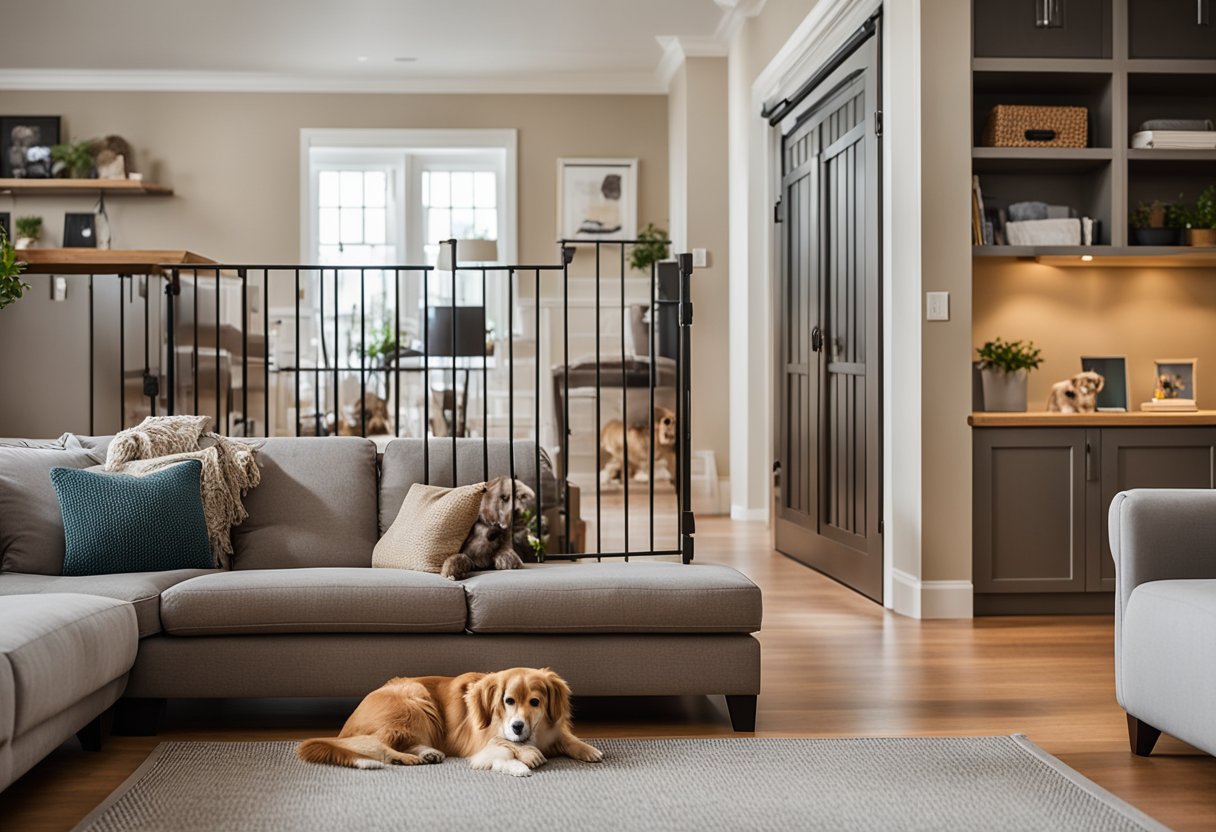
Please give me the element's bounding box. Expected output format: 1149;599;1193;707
0;435;762;789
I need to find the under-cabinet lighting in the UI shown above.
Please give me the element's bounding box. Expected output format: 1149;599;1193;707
1080;255;1094;262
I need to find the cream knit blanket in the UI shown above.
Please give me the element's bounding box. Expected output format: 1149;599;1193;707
104;415;261;569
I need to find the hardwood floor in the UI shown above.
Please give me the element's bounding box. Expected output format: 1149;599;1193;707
3;517;1213;830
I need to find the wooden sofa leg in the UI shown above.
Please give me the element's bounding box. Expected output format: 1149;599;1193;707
726;695;757;732
112;697;166;737
76;713;105;752
1127;713;1161;757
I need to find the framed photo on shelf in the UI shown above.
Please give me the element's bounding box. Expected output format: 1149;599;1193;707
556;158;637;242
1154;358;1197;401
1;115;60;178
63;213;97;248
1080;355;1129;411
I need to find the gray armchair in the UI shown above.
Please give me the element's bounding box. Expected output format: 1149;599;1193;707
1109;489;1216;757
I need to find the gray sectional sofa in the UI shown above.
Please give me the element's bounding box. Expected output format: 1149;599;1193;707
0;435;763;790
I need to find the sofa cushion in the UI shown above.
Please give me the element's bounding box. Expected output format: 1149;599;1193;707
379;438;553;535
373;483;486;573
0;444;103;575
0;594;137;736
463;562;763;634
233;438;379;569
0;569;217;637
159;567;468;635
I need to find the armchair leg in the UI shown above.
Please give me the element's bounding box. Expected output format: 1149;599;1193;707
1127;713;1161;757
76;714;105;752
726;695;757;732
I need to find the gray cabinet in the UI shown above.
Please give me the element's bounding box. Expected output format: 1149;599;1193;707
974;425;1216;612
1129;0;1216;59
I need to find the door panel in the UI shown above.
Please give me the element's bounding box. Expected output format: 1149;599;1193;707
774;34;882;602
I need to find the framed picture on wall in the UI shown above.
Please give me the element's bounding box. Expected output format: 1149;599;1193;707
557;158;637;242
1081;355;1129;411
1;115;60;178
63;213;97;248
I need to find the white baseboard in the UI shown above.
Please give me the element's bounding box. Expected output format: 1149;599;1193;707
729;504;768;521
891;568;973;619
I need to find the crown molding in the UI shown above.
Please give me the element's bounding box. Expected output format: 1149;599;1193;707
655;33;732;89
0;68;668;95
713;0;768;43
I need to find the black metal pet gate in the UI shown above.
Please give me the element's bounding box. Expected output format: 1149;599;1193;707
73;240;696;563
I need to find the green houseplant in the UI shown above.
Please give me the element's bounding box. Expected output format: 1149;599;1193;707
629;223;670;273
51;139;96;179
0;228;31;311
1130;200;1182;246
1188;185;1216;247
976;337;1042;413
14;216;42;250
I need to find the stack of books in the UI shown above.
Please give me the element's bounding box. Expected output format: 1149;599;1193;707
1141;398;1198;413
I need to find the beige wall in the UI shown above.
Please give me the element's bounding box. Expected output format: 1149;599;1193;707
975;261;1216;410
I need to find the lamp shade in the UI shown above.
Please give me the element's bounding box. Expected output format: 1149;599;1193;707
435;239;499;270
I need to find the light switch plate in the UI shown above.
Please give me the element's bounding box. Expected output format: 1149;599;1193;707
926;291;949;321
51;276;67;302
692;248;708;269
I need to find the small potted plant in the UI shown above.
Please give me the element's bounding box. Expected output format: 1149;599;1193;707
977;337;1042;412
1130;200;1182;246
51;139;97;179
1187;185;1216;247
629;223;671;273
14;216;42;250
0;227;31;311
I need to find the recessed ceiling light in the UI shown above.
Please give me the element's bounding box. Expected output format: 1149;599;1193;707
394;56;418;63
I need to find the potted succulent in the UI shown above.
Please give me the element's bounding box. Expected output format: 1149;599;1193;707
1130;200;1182;246
629;223;671;273
1187;185;1216;247
14;216;42;250
0;228;30;311
977;337;1042;412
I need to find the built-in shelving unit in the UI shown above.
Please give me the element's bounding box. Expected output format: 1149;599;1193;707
0;178;173;197
971;0;1215;259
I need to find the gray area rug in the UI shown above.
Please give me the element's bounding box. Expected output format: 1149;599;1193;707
74;736;1167;832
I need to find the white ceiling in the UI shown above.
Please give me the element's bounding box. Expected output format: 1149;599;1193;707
0;0;748;93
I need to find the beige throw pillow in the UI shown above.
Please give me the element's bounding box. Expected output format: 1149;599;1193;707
373;482;485;573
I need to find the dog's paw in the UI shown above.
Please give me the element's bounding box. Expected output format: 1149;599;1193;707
416;747;446;764
353;758;385;770
493;758;533;777
569;743;604;763
494;551;524;571
515;745;547;768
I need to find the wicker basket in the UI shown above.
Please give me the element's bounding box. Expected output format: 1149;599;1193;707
982;105;1088;148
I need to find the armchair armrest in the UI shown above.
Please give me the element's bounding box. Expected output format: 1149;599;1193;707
1109;489;1216;616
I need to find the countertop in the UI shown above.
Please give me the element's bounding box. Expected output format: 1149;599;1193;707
969;411;1216;427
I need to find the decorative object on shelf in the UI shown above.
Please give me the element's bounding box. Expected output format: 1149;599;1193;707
0;225;30;311
0;115;59;178
1130;200;1184;246
50;139;96;179
629;223;670;272
557;157;637;241
93;135;135;179
982;105;1088;148
13;215;42;250
1005;217;1092;245
1046;371;1105;413
1131;119;1216;150
1141;358;1198;412
976;337;1043;412
63;212;97;248
1186;185;1216;246
1081;356;1130;411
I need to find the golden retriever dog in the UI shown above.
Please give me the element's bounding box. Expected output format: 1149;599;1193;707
1046;371;1105;413
600;406;677;488
297;668;603;777
441;477;535;581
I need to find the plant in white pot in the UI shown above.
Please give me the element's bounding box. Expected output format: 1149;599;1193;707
977;337;1042;412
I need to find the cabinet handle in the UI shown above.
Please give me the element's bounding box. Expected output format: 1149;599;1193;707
1085;441;1097;481
1035;0;1064;28
811;325;823;352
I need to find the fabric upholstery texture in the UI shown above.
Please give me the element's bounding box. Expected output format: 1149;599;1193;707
51;462;214;576
233;437;379;569
125;633;761;699
372;483;485;573
378;439;553;535
463;562;763;634
159;568;469;635
0;569;217;637
0;594;136;736
0;444;103;575
7;677;125;791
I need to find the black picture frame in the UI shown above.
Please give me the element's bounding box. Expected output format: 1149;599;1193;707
1;116;61;178
64;212;97;248
0;212;10;241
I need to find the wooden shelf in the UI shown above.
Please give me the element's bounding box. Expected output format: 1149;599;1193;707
971;411;1216;428
1127;149;1216;162
972;58;1114;74
973;245;1216;266
0;178;173;197
19;249;215;275
973;147;1113;174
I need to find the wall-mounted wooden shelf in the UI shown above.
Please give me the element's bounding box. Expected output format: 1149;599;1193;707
0;179;173;197
19;249;214;275
973;245;1216;266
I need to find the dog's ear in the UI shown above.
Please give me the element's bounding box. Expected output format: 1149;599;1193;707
479;480;503;527
1093;374;1105;392
541;668;571;725
467;674;500;730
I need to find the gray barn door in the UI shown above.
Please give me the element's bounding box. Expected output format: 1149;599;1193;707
774;35;882;602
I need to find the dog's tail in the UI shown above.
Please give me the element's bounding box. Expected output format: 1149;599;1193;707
296;736;387;769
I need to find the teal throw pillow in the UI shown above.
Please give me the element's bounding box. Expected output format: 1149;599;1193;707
50;461;214;576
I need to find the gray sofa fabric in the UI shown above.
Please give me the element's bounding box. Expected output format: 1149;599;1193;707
0;570;217;637
0;594;137;790
1110;489;1216;757
125;633;762;699
232;437;380;570
0;444;103;574
464;563;763;634
160;568;468;635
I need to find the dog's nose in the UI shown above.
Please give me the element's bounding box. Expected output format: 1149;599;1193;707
511;720;526;734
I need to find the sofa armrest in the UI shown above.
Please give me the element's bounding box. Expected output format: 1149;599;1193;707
1110;489;1216;615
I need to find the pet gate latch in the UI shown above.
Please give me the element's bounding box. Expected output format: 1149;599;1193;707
811;325;823;352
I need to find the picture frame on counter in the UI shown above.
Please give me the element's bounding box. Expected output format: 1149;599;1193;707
1154;358;1197;402
1081;355;1129;412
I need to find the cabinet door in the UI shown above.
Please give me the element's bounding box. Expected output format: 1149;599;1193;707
974;429;1088;594
1096;428;1216;591
973;0;1112;59
1129;0;1216;59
